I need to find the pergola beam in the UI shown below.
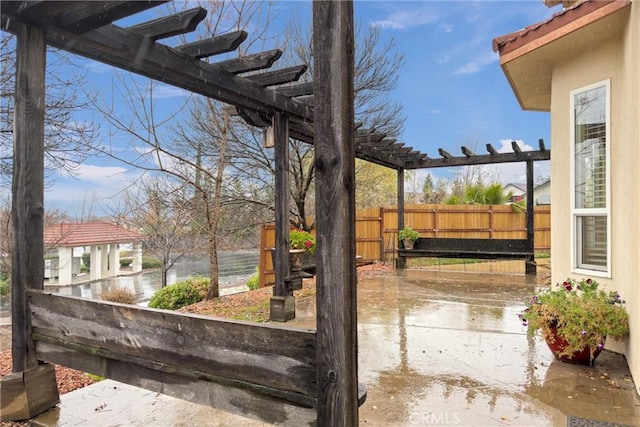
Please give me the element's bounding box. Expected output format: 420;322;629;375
176;30;247;58
9;1;169;34
216;49;282;74
0;17;312;120
127;7;207;40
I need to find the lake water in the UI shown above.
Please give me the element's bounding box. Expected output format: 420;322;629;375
0;250;259;322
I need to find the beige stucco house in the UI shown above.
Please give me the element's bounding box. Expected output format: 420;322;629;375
494;0;639;393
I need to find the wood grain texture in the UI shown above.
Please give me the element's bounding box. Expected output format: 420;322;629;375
127;7;207;40
11;23;45;372
28;291;317;398
312;1;359;425
273;112;291;298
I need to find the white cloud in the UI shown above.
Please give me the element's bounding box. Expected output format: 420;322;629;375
370;9;439;30
452;51;498;75
75;164;129;184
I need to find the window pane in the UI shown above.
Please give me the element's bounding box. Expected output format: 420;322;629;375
578;215;607;269
574;86;606;209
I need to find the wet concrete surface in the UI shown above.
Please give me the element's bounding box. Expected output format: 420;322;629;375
26;265;640;426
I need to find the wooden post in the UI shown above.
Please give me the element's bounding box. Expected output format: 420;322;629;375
270;112;295;321
525;159;536;275
1;22;60;422
396;168;406;268
313;1;358;425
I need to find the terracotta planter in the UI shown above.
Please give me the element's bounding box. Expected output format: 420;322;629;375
545;324;605;366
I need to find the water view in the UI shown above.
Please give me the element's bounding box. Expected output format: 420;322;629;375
0;250;259;321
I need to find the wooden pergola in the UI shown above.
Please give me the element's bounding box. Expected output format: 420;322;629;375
0;1;550;424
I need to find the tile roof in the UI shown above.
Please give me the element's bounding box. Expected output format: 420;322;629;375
44;222;144;247
492;0;630;55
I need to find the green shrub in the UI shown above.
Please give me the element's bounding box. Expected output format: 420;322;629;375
141;257;162;269
81;253;90;268
120;258;133;268
101;288;137;304
246;267;260;291
0;279;9;296
148;277;209;310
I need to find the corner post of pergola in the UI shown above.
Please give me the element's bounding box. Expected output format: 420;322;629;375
313;1;359;424
525;159;536;275
270;111;295;322
396;168;406;268
0;22;59;422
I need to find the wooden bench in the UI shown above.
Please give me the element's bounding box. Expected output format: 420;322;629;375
398;237;534;260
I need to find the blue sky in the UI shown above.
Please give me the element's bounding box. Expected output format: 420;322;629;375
10;1;558;213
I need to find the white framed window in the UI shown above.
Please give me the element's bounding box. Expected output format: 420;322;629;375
570;80;610;276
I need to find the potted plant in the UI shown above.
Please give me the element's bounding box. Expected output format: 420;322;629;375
289;228;316;271
398;227;419;250
519;277;629;365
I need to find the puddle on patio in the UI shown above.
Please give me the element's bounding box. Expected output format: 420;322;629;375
292;266;639;426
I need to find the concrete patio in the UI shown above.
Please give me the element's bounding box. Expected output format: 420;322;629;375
29;264;640;426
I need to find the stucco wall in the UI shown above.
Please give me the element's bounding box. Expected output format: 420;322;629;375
550;4;640;393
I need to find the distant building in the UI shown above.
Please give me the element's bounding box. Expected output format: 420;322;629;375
503;183;526;202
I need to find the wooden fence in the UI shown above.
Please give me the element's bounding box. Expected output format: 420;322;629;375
259;205;550;287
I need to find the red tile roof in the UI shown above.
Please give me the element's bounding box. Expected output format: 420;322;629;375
492;0;630;55
44;222;144;247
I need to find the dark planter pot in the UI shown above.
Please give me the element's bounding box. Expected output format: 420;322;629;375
545;324;605;366
289;249;305;272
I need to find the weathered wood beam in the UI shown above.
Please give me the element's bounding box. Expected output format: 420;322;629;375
355;132;386;144
525;160;536;275
28;291;318;421
176;30;247;58
511;140;522;154
0;17;312;120
461;146;475;157
486;143;498;155
237;109;270;128
438;148;453;158
397;167;406;268
538;138;546;151
127;7;207;40
11;21;46;373
246;65;308;87
273;112;291;300
388;147;413;155
357;139;396;149
373;142;404;152
12;1;169;34
216;49;282;74
313;1;359;423
404;149;551;169
276;82;314;98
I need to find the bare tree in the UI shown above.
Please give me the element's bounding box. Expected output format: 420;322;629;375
0;34;97;188
227;17;406;231
92;0;276;299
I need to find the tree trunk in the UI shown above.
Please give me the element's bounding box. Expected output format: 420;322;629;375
204;105;229;300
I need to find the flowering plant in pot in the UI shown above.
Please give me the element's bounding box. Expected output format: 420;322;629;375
398;227;419;250
289;228;315;253
519;277;629;365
